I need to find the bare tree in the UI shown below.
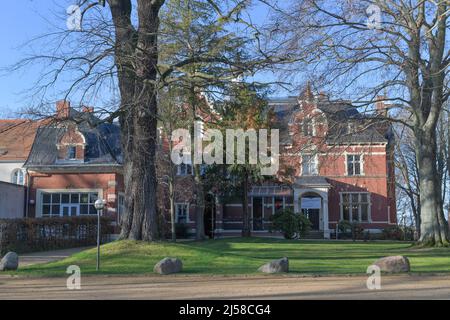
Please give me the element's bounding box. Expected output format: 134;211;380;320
267;0;450;246
11;0;279;241
395;123;421;236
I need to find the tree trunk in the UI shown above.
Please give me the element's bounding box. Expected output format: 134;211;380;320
241;170;251;237
194;164;206;240
168;138;176;242
416;130;449;246
169;176;176;242
111;0;164;241
109;0;137;240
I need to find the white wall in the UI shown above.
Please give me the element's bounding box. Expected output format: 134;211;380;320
0;162;24;184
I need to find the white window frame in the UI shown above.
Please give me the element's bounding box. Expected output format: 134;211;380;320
339;192;371;222
36;189;103;218
301;154;318;176
67;145;77;160
347;122;357;134
302;117;315;136
175;202;189;223
345;154;364;176
11;168;25;185
61;204;80;217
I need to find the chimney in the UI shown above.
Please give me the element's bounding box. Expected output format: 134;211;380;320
82;106;94;113
317;91;329;102
56;100;71;119
375;95;387;116
304;81;313;101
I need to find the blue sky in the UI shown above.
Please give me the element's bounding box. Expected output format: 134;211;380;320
0;1;289;117
0;1;63;116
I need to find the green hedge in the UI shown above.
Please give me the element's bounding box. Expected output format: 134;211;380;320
0;216;113;255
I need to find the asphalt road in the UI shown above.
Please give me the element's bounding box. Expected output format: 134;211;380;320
1;274;450;299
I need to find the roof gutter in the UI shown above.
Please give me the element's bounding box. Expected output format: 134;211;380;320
25;168;30;218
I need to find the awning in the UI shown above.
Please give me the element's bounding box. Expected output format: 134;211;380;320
249;186;292;197
294;176;331;188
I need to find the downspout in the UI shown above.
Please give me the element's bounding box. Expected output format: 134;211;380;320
25;168;30;218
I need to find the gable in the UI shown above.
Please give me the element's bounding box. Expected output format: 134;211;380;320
25;114;122;168
269;97;389;146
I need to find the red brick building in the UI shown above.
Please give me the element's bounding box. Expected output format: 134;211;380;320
168;91;396;239
18;92;396;239
24;101;124;226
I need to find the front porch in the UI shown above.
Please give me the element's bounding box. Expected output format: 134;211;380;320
215;178;332;239
293;176;331;239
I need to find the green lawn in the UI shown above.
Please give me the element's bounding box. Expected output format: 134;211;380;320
12;237;450;277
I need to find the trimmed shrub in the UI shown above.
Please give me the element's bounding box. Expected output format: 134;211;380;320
382;225;404;240
0;216;113;255
270;209;311;239
337;220;364;240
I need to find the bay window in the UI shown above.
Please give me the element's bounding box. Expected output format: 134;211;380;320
340;192;370;222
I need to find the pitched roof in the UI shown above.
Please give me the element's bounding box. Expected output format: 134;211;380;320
269;97;390;145
0;120;41;161
24;109;122;169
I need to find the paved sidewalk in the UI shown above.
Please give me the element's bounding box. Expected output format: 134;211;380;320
18;247;92;267
1;274;450;299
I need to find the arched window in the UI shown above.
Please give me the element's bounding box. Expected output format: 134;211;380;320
11;169;24;185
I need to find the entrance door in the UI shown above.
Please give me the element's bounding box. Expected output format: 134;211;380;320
301;196;321;230
302;209;320;230
61;205;78;217
252;197;263;231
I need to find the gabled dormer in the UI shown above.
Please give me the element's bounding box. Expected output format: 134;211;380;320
56;124;87;163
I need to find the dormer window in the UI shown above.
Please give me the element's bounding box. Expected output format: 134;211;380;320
67;146;77;160
302;119;314;136
56;125;86;163
347;122;357;134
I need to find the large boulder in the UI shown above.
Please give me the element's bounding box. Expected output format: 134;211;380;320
154;257;183;275
258;257;289;274
0;252;19;271
373;256;410;273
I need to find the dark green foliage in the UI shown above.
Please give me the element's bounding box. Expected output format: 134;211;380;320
382;226;402;240
337;220;364;240
0;217;113;255
175;223;189;239
270;209;311;239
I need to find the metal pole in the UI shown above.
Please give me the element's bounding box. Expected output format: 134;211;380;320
97;209;101;271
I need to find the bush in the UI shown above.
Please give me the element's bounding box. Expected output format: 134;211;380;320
337;220;364;240
0;216;113;255
382;225;404;240
175;223;189;239
270;209;311;239
337;220;353;234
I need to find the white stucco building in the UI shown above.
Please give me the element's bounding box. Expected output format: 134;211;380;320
0;120;40;186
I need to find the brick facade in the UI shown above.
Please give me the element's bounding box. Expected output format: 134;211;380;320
160;92;398;238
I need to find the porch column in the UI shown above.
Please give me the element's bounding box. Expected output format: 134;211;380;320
323;197;330;239
214;195;224;238
293;189;301;214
